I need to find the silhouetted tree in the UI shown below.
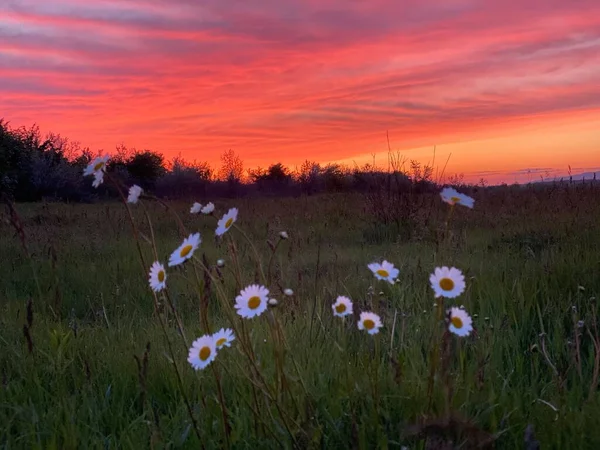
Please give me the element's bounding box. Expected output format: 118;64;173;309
126;150;166;189
219;149;244;183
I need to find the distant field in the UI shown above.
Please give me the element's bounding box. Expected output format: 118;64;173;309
1;185;600;449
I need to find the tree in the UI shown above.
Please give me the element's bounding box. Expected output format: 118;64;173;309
218;149;244;183
126;150;166;189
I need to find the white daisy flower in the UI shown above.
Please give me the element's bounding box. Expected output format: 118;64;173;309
190;202;202;214
201;202;215;214
279;231;289;240
332;296;353;317
429;266;466;298
187;335;217;370
212;328;235;349
283;288;294;297
148;261;167;292
92;171;104;188
448;307;473;337
216;208;238;236
368;260;399;284
83;154;109;177
358;311;383;335
235;284;269;319
127;185;143;204
440;187;474;209
168;233;201;267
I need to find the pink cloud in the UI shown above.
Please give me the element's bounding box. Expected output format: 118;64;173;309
1;0;600;182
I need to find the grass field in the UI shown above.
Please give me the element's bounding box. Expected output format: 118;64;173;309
1;184;600;449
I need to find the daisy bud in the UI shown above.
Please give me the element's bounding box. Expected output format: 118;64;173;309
268;298;278;307
279;231;289;240
217;259;225;268
284;288;294;297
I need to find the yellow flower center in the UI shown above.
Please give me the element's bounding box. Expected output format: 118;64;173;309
199;346;211;361
439;277;454;291
248;296;261;310
180;244;193;258
451;196;460;204
157;270;165;282
335;303;347;314
225;218;234;229
376;269;389;278
216;338;227;347
363;319;375;330
451;316;463;329
93;161;105;171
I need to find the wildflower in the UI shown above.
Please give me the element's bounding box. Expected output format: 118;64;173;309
187;335;217;370
440;187;474;208
92;171;104;188
168;233;201;267
279;231;289;240
368;260;399;284
217;259;225;268
283;288;294;297
332;296;353;317
148;261;167;292
201;202;215;214
235;284;269;319
212;328;235;349
190;202;202;214
268;298;278;306
429;266;466;298
448;307;473;337
358;311;383;335
127;185;143;204
83;154;109;177
216;208;238;236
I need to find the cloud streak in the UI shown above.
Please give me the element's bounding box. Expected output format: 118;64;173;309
1;0;600;182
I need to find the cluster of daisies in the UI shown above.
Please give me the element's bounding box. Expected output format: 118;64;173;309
147;204;240;293
332;260;473;337
332;187;476;338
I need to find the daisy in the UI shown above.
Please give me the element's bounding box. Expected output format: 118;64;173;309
440;187;474;209
187;335;217;370
190;202;202;214
83;154;109;177
429;266;466;298
201;202;215;214
368;260;399;284
235;284;269;319
148;261;167;292
127;185;143;204
332;296;353;317
92;171;104;188
212;328;235;349
168;233;201;267
216;208;238;236
448;307;473;337
358;311;383;335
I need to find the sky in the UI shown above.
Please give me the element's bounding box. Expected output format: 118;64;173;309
1;0;600;184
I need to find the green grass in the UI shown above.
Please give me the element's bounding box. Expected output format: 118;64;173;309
1;188;600;449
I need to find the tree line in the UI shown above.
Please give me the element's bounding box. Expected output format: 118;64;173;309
0;119;455;202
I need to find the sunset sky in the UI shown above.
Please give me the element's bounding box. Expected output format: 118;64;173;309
1;0;600;184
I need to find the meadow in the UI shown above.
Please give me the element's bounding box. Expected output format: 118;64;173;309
1;181;600;449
